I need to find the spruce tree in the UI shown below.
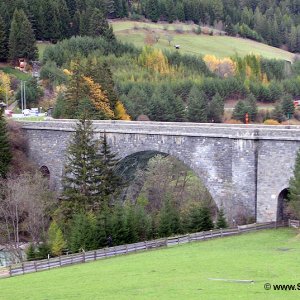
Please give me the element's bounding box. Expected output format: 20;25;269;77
26;244;36;261
216;208;228;229
95;208;110;248
0;16;7;61
99;133;124;202
0;110;12;178
208;93;224;123
245;93;258;122
111;204;128;245
187;86;208;122
69;212;97;252
232;100;246;122
8;9;37;64
189;205;214;232
281;94;295;118
62;116;104;211
289;150;300;219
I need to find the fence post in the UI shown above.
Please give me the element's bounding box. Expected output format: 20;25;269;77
34;261;37;272
94;250;97;261
59;256;62;267
144;241;147;250
125;244;128;254
288;219;291;227
82;251;85;263
220;228;223;237
188;234;191;243
22;263;25;274
9;265;12;277
210;230;213;238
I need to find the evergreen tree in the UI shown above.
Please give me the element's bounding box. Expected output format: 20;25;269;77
99;133;123;202
232;100;246;122
208;93;224;123
244;93;258;122
8;9;37;64
125;205;139;243
62;116;104;212
0;110;12;178
272;104;285;123
289;150;300;219
215;208;228;229
187;86;207;122
89;9;115;41
69;212;97;252
146;0;159;22
26;243;36;261
95;207;111;248
158;196;181;237
0;16;7;61
188;205;214;232
281;94;295;118
111;204;128;245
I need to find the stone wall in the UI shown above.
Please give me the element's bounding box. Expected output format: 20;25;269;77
21;120;300;222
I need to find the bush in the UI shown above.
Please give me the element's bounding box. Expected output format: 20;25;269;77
263;119;280;125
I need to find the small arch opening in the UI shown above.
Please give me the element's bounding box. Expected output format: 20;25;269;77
277;188;290;222
40;166;50;178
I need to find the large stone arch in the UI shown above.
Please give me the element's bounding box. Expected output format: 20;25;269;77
97;131;257;221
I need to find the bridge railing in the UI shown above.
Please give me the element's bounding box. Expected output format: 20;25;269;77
0;222;283;279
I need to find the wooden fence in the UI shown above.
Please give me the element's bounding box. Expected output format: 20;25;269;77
0;222;282;279
288;219;300;228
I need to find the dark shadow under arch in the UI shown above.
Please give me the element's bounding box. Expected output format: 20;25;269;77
277;188;290;222
40;165;50;178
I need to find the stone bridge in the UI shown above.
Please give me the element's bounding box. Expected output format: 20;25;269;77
21;120;300;223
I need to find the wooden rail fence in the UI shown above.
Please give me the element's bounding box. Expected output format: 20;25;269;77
0;222;282;279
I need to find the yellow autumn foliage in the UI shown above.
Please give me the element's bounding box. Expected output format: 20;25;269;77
203;55;236;78
83;76;114;119
138;46;171;74
0;72;11;101
115;101;131;120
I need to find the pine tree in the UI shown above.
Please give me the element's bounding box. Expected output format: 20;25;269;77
272;104;285;123
215;208;228;229
289;150;300;219
125;204;139;243
187;86;207;122
95;208;110;248
62;116;104;211
0;110;12;178
0;16;7;61
8;9;37;64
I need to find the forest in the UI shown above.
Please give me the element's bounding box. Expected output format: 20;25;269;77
1;0;300;52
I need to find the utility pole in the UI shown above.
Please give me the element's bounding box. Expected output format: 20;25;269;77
21;81;23;112
24;81;26;110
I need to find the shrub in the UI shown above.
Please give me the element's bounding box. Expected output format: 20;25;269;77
263;119;280;125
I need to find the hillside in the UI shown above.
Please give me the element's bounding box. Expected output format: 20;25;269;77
1;228;300;300
112;21;294;60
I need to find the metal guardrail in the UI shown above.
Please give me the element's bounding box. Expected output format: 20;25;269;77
0;222;282;279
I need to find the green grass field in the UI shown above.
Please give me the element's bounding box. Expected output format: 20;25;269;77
112;21;294;60
1;228;300;300
0;66;31;81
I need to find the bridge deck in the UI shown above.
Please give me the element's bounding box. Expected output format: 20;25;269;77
20;120;300;141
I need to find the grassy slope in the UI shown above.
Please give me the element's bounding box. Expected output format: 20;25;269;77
0;66;31;81
1;228;300;300
112;21;294;60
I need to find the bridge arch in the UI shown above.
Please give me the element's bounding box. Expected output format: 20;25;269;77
277;188;290;222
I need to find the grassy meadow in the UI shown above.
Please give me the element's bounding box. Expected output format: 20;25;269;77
112;20;294;61
1;228;300;300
